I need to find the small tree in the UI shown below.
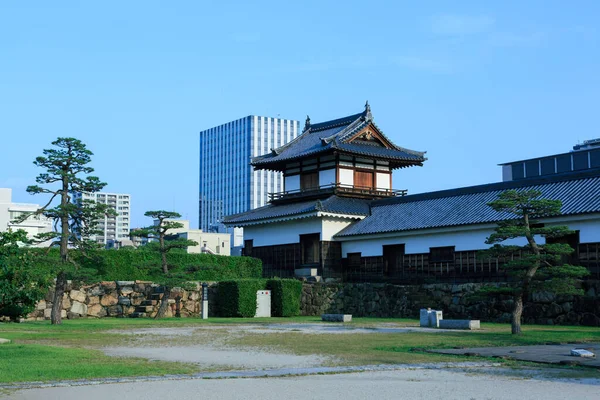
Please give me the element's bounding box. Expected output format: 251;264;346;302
481;190;589;334
0;230;52;321
23;137;115;324
131;211;197;318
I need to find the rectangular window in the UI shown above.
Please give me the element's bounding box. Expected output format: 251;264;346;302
429;246;455;263
300;172;319;190
525;160;540;177
300;233;320;265
244;239;253;256
511;163;525;180
347;252;362;267
573;151;589;170
354;170;374;189
540;158;556;175
556;154;572;173
383;244;405;276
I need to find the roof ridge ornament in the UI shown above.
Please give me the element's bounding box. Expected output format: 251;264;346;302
315;199;323;211
364;100;373;121
304;115;311;132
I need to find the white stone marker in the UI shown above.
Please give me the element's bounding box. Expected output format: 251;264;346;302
571;349;595;358
429;310;443;328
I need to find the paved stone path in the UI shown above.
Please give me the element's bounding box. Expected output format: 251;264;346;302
6;369;600;400
430;343;600;367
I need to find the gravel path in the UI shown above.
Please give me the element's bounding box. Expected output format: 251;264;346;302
7;369;599;400
102;345;327;369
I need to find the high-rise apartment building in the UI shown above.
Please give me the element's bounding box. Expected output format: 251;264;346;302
73;192;131;244
199;115;300;248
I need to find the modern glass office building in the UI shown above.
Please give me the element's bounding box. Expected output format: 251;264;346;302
199;115;300;247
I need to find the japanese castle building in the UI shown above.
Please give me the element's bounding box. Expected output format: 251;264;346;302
224;104;600;283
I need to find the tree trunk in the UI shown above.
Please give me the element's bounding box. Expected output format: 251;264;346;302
51;271;67;325
511;294;523;335
158;232;168;274
154;286;171;319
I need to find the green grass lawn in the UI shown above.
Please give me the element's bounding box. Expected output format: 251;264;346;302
1;317;599;384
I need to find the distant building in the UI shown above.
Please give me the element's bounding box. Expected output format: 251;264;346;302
73;192;131;245
199;115;300;251
0;188;52;243
124;219;230;255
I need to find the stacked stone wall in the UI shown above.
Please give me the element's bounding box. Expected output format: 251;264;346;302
301;280;600;326
27;280;206;320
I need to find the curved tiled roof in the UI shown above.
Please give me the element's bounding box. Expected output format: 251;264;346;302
336;170;600;237
252;105;426;167
223;196;371;226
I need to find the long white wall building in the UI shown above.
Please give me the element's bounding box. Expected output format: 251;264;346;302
199;115;299;249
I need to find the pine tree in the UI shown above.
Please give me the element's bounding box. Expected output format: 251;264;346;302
481;190;589;334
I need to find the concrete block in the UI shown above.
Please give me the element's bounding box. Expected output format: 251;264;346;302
322;314;352;322
429;310;443;328
438;319;480;330
420;309;430;327
571;349;595;358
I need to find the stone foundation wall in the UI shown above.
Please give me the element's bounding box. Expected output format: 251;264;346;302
27;281;207;320
301;281;600;326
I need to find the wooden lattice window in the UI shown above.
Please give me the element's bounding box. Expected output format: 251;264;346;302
429;246;455;263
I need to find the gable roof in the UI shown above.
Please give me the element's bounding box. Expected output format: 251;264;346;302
223;195;371;226
252;103;426;169
336;169;600;237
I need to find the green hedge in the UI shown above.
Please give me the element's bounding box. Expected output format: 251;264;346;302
267;279;302;317
16;248;262;282
217;279;267;317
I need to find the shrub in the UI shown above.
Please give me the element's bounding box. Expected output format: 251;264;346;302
13;248;262;282
267;279;303;317
217;279;267;317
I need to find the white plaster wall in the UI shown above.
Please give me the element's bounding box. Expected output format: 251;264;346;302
181;231;231;256
563;219;600;243
339;168;353;186
322;218;355;241
376;173;390;190
285;175;300;192
244;218;323;247
319;169;336;187
340;215;600;257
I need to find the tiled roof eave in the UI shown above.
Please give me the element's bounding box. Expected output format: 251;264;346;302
334;209;599;238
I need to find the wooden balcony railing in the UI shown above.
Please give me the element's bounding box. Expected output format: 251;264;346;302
268;183;407;202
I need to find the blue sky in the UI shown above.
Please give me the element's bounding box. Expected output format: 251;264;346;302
1;1;598;228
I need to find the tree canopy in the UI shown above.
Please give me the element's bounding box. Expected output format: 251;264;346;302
23;137;114;324
480;189;589;334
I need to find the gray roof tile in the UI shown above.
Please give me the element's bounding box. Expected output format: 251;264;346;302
252;107;425;167
336;170;600;237
224;196;371;225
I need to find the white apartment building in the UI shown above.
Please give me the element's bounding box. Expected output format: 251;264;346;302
199;115;300;251
0;188;52;242
73;192;131;245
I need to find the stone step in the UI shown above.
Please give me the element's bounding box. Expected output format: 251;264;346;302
141;300;158;306
129;312;147;318
135;305;154;313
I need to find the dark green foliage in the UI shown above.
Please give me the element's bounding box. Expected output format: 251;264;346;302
217;280;267;317
13;248;262;282
0;231;53;320
479;189;589;334
267;279;303;317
